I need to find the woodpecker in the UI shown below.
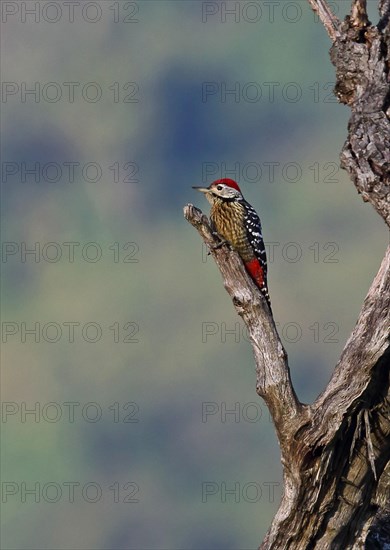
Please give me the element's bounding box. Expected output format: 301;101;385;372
193;178;271;310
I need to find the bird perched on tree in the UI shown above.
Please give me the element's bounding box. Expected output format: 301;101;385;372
193;178;271;310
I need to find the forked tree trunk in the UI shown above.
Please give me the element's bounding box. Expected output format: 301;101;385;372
184;1;390;548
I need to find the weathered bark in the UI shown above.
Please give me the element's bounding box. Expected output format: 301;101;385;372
184;0;390;548
333;4;390;227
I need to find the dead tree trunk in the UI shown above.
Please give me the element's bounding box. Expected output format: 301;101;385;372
184;1;390;548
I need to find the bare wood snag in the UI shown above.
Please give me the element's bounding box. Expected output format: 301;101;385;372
185;1;390;548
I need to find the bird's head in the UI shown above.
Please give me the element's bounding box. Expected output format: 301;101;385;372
193;178;242;202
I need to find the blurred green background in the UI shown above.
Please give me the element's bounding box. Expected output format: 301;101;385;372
1;1;388;549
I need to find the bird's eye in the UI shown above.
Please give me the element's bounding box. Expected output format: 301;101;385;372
216;185;223;191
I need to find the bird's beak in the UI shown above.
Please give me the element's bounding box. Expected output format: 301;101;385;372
192;186;210;193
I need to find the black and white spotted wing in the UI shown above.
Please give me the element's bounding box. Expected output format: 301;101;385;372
240;200;268;280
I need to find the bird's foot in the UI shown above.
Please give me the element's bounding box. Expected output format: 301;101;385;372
208;237;230;254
